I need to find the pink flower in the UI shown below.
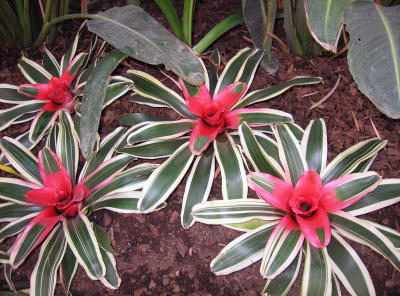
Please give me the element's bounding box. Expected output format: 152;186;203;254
179;79;248;155
248;170;380;248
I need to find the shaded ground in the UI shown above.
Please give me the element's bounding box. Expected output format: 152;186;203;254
1;0;400;295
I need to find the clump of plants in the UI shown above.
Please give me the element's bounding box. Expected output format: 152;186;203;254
192;119;400;295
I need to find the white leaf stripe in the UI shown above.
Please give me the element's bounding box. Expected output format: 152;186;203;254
18;56;52;84
63;212;106;280
0;213;37;243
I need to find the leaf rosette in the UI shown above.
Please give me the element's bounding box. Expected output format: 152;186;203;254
192;118;400;295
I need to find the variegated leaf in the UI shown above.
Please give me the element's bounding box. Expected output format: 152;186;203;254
29;110;58;143
301;119;327;174
18;56;52;84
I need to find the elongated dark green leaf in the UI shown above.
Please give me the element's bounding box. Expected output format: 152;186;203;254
214;133;247;200
0;102;45;131
43;47;61;77
87;5;204;85
57;112;78;185
327;231;374;296
80;50;127;159
192;199;284;225
239;122;284;178
31;225;66;296
301;119;327;174
304;0;351;52
211;223;276;275
80;127;126;181
345;2;400;118
0;179;40;205
60;245;78;295
129;93;170;108
322;138;386;184
301;243;331;296
233;76;322;109
119;113;170;126
0;203;42;221
88;191;141;213
84;163;157;206
103;80;132;107
139;142;194;212
0;84;33;103
262;250;302;296
154;0;184;41
127;120;195;145
275;124;308;186
100;248;121;289
181;149;215;229
0;250;9;263
118;137;188;159
29;110;58;143
0;137;41;184
330;212;400;271
368;221;400;249
345;179;400;216
126;70;195;118
0;213;36;243
18;57;51;84
63;211;105;279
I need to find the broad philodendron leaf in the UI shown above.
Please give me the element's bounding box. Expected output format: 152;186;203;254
304;0;351;52
87;5;205;85
345;2;400;118
80;50;127;159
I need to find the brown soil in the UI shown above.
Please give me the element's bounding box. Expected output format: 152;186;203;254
1;0;400;295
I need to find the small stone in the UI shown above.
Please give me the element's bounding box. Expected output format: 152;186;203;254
162;276;169;286
149;280;156;289
136;215;146;223
169;211;179;223
173;284;180;293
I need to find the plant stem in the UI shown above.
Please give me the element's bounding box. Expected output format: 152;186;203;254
182;0;196;45
154;0;184;42
193;12;243;55
34;13;97;48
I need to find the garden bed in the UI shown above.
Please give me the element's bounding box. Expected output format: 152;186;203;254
1;0;400;295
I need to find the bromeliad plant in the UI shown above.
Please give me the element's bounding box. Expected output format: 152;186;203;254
0;28;131;154
192;119;400;295
118;48;322;228
0;112;158;295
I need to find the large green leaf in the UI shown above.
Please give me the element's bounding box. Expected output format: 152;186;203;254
304;0;351;52
80;50;127;159
345;2;400;118
87;5;204;85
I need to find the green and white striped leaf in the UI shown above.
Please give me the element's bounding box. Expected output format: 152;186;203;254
0;203;42;222
0;137;41;184
322;138;386;184
301;243;332;296
192;199;284;225
253;132;281;164
60;245;78;295
367;221;400;249
103;78;132;107
345;179;400;216
330;212;400;271
233;76;323;109
57;112;79;185
127;120;195;145
261;225;303;279
93;224;115;255
79;154;134;193
0;84;33;103
87;191;141;213
0;131;35;165
139;142;194;212
79;127;126;182
118;137;188;159
211;223;276;275
84;163;157;206
0;178;40;205
13;112;37;124
80;50;127;159
301;119;327;174
262;251;302;296
99;248;121;289
29;110;58;143
331;273;342;296
327;231;375;296
0;213;36;243
63;211;105;279
126;70;195;118
226;219;276;232
214;133;247;200
181;149;215;229
130;93;170;108
304;0;351;52
60;23;84;73
4;263;14;291
118;113;170;126
46;124;59;153
18;56;52;84
0;250;10;264
31;225;67;296
214;48;252;95
42;46;61;77
0;102;45;131
274;124;308;186
208;49;221;97
239;122;284;178
229;109;293;126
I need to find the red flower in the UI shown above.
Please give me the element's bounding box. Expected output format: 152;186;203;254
179;79;247;154
248;170;379;248
18;53;85;114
